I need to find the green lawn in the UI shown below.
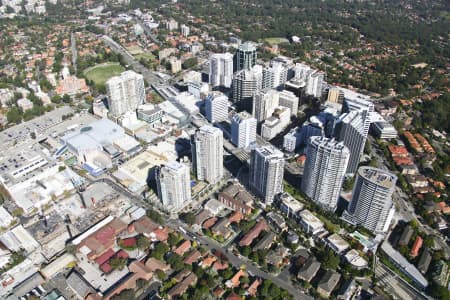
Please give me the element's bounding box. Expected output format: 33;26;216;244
260;37;290;44
84;63;125;86
135;52;155;61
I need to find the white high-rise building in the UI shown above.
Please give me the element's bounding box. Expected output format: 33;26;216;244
180;24;189;37
260;106;291;141
342;93;374;138
232;65;263;107
169;57;182;73
166;19;178;31
283;127;301;152
205;92;228;123
231;111;257;148
252;88;279;122
292;63;324;98
305;71;325;98
334;111;367;175
262;61;288;89
209;53;234;88
106;70;145;118
293;63;312;81
192;125;224;184
156;161;191;211
249;146;285;205
301;137;350;212
278;90;299;116
343;167;397;234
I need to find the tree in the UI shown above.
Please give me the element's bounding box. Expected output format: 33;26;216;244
321;249;340;270
6;107;22;124
182;57;198;69
51;95;61;104
151;242;169;260
342;176;355;191
220;267;234;280
181;212;195;225
111;289;135;300
137;236;150;250
168;232;181;247
427;282;450;299
110;257;127;270
146;208;164;224
62;94;71;103
167;253;184;271
155;269;167;281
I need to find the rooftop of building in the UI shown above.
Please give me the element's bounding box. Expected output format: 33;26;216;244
358;166;397;189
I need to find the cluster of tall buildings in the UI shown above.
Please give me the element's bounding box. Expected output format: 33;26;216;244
156;125;224;212
297;91;395;233
209;42;293;114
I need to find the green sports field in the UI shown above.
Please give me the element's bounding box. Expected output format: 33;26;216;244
260;37;290;44
84;62;125;86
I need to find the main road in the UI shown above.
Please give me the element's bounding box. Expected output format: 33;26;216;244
101;35;165;85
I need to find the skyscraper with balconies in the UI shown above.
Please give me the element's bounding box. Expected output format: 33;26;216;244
205;92;229;123
334;111;367;175
232;65;262;111
343;166;397;234
252;88;279;123
106;70;145;118
301;136;350;211
231;111;257;148
156;161;191;211
249;146;285;205
209;53;233;88
192;125;224;184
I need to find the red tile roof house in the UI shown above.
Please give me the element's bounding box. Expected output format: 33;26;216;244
213;287;225;298
167;272;198;299
103;260;153;300
183;250;202;265
410;236;423;258
173;240;191;256
132;216;171;242
226;269;246;288
239;219;268;247
246;278;261;297
199;254;217;268
212;260;229;271
202;217;218;229
145;257;170;272
228;211;244;224
100;250;130;274
120;237;137;248
153;227;169;242
227;293;243;300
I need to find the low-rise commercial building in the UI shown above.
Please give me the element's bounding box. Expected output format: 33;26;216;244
299;209;324;235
